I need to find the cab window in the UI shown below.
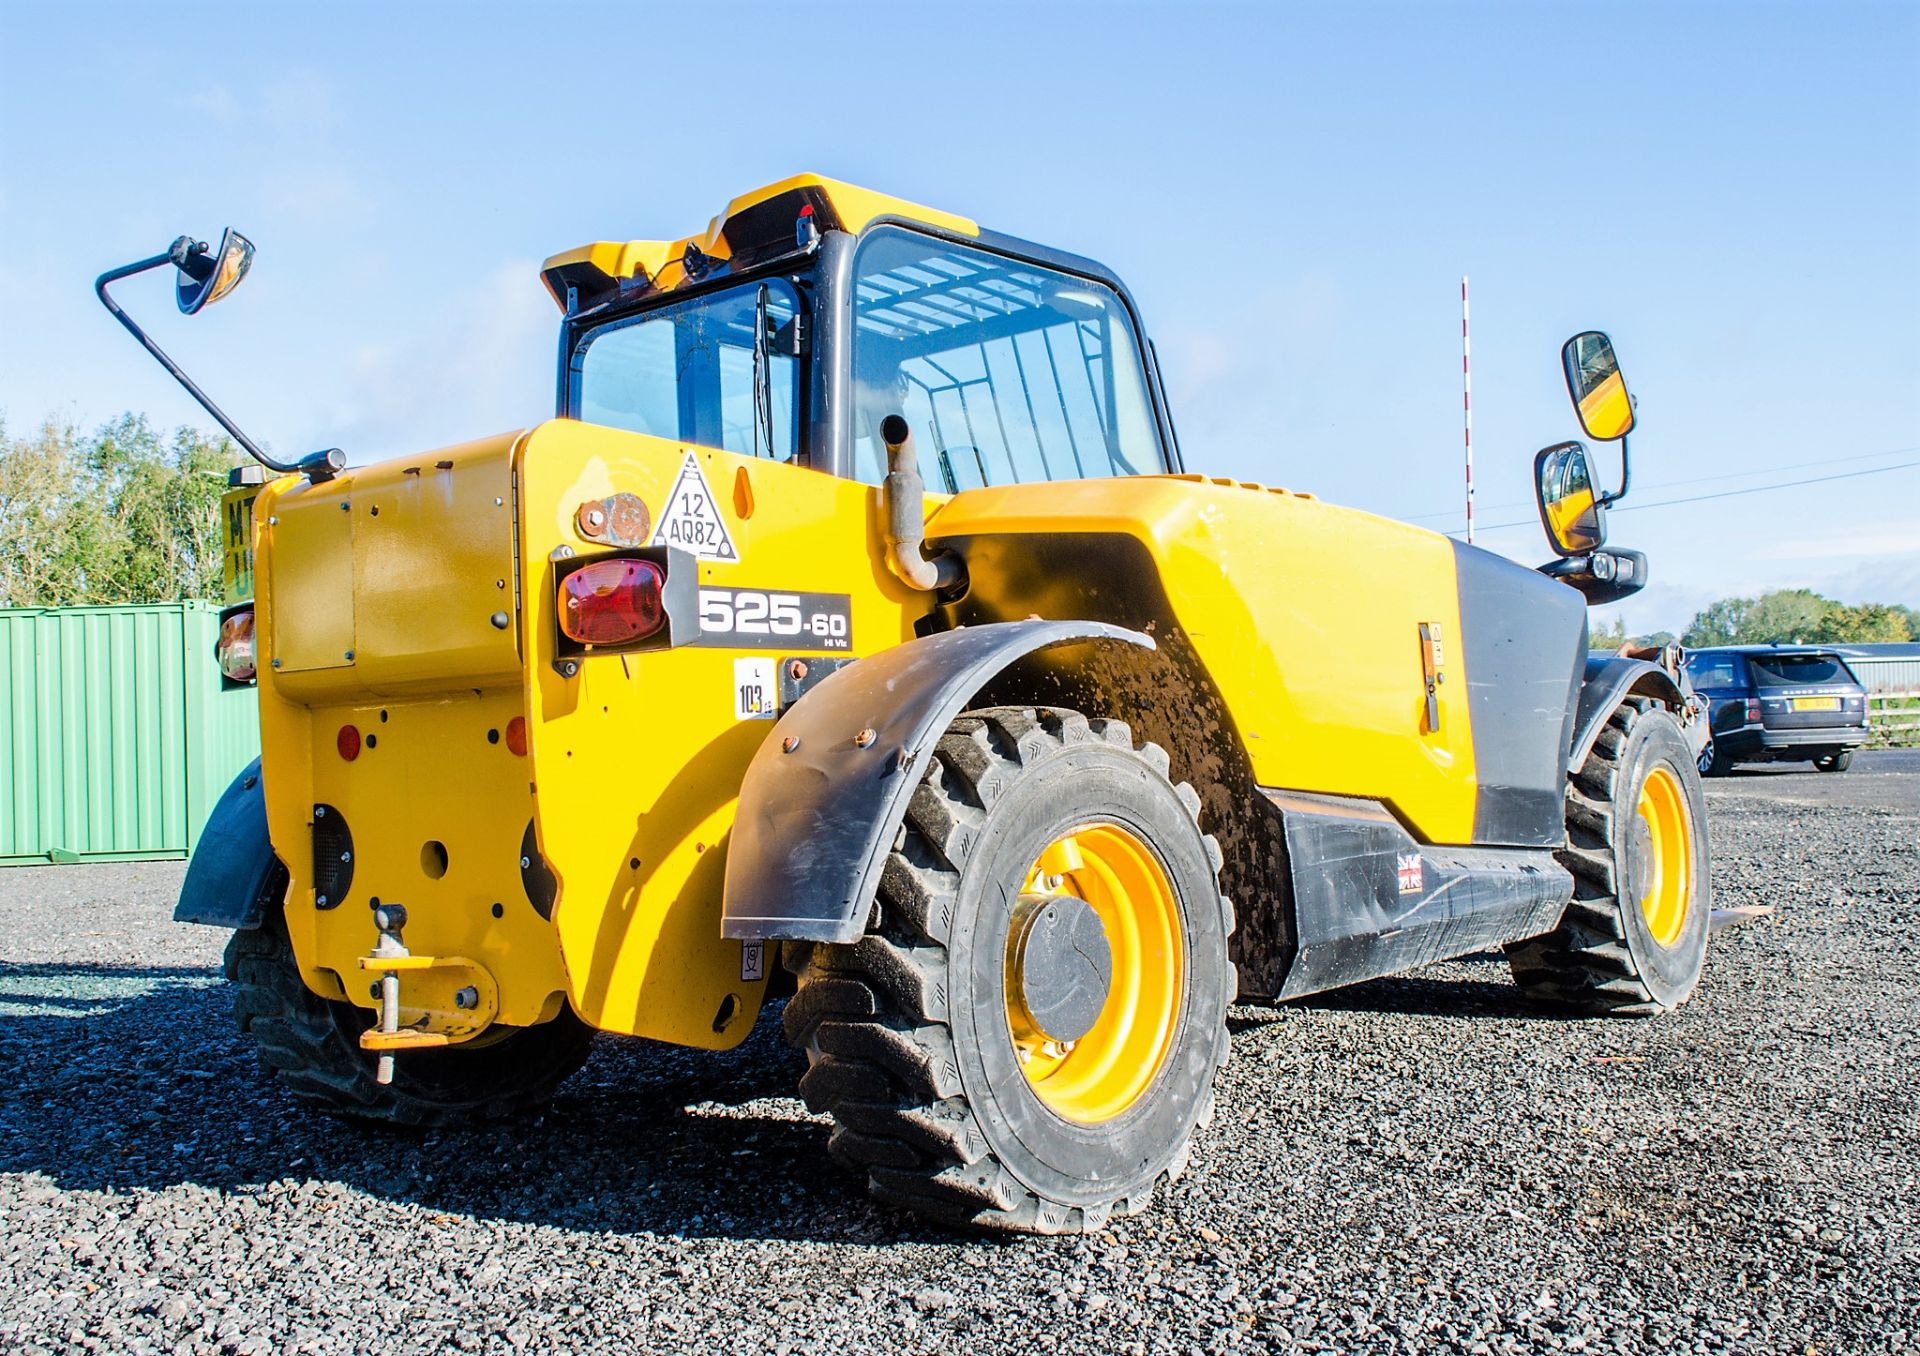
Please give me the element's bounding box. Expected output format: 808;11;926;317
850;227;1163;488
573;280;801;461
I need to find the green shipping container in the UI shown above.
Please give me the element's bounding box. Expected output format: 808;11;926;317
0;603;261;865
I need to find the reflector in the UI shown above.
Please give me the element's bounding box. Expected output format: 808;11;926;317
560;558;666;646
337;725;361;761
505;716;528;757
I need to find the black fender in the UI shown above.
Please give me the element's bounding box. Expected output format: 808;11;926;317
175;758;284;928
1568;656;1685;773
721;620;1155;944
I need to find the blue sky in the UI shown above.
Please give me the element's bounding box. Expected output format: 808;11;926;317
2;0;1915;635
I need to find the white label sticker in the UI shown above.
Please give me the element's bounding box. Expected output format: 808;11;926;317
650;451;739;561
740;941;766;982
733;656;777;720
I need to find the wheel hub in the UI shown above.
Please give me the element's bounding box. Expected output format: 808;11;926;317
1008;891;1112;1045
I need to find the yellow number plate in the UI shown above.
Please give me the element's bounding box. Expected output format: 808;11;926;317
220;485;260;604
1792;696;1841;712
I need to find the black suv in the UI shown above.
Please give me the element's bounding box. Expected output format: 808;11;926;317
1682;646;1871;775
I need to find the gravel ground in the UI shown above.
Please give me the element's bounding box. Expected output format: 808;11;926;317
1;752;1915;1354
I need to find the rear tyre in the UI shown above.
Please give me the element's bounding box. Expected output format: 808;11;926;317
224;901;595;1125
1814;751;1853;773
784;707;1235;1234
1697;741;1733;777
1507;699;1711;1016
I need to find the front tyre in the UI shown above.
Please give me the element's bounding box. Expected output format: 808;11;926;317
784;707;1235;1234
225;904;595;1125
1507;699;1711;1015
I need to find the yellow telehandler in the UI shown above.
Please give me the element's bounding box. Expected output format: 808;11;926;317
100;175;1709;1233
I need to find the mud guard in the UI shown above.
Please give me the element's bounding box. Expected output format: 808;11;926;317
175;758;283;928
721;620;1155;944
1567;655;1684;773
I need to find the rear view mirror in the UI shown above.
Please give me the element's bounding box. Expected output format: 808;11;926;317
1561;331;1635;441
175;228;254;315
1534;440;1607;557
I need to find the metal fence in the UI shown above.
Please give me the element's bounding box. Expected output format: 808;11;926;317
0;604;260;864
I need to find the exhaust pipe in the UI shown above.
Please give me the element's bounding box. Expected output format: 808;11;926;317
880;415;964;593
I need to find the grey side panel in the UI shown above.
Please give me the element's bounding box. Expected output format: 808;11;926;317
174;759;283;928
1268;790;1572;1001
1451;540;1588;847
1569;656;1684;772
721;620;1155;943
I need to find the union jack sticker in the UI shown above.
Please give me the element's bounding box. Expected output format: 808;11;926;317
1396;852;1424;895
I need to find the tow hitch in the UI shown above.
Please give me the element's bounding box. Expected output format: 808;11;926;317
358;903;499;1083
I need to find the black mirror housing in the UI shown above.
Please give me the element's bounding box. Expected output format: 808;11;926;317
175;229;255;315
1561;331;1635;442
1533;441;1608;557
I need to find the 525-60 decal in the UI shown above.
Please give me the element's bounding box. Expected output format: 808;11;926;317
697;588;852;651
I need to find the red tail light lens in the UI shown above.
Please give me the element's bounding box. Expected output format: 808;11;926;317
559;558;666;646
216;609;256;683
1744;698;1762;724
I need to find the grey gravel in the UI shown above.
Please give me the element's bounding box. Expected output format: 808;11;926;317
1;752;1915;1354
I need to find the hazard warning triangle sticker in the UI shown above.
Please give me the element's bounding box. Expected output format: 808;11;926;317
649;451;739;561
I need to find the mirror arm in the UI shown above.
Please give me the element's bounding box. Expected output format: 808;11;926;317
1598;432;1631;507
94;245;343;481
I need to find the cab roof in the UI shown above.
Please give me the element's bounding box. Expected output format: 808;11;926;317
539;173;979;312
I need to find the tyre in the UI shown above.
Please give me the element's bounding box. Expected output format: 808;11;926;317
1814;751;1853;773
1507;698;1711;1015
224;902;595;1125
784;706;1235;1234
1697;740;1733;777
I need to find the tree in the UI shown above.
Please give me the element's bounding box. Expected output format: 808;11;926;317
1589;616;1629;651
1684;589;1834;647
1683;596;1754;647
0;413;244;607
1813;602;1913;644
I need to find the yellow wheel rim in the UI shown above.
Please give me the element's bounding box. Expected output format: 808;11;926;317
1635;765;1694;947
1008;824;1186;1125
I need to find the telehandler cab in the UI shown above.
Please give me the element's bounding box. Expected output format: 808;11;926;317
102;175;1710;1234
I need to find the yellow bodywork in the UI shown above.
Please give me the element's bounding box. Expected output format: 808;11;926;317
513;421;925;1045
541;172;978;304
252;433;1484;1048
924;476;1479;841
253;422;930;1048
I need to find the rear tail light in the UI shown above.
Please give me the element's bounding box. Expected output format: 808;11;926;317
217;609;256;683
1744;698;1762;724
559;558;666;646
